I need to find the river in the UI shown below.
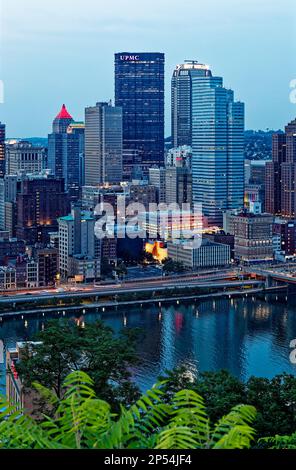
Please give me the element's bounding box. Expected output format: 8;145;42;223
1;293;296;394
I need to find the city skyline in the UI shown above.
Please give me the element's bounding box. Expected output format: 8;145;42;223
1;0;296;136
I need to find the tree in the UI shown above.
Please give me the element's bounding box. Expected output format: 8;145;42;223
162;257;185;273
246;374;296;438
15;320;140;411
115;261;127;279
159;368;246;425
100;257;113;277
139;250;155;265
159;369;296;440
0;371;257;449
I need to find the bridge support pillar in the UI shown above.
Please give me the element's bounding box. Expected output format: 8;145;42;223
265;275;273;288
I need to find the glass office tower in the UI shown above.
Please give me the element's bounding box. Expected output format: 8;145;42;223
115;52;165;180
48;105;81;201
192;75;244;227
171;61;212;148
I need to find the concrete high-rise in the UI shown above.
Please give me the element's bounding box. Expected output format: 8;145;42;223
115;53;165;179
84;102;123;185
171;61;212;148
6;141;47;175
191;73;245;226
58;206;101;281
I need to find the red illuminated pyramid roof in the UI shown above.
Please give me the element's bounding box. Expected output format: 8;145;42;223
55;104;73;120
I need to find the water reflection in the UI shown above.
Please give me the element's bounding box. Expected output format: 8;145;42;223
0;295;296;393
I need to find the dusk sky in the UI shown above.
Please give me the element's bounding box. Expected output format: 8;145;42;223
1;0;296;137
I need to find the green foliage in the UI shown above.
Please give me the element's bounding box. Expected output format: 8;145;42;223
15;319;140;411
159;368;296;440
245;374;296;438
259;433;296;449
0;371;257;449
162;257;185;273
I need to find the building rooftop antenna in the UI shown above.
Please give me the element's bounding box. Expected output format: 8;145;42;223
184;60;199;64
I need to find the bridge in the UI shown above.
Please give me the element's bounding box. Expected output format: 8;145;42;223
243;266;296;288
0;272;267;313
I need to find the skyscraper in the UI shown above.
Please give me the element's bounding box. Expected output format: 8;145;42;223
281;119;296;218
115;52;165;179
265;133;286;215
191;73;245;226
84;102;122;185
171;61;212;148
266;120;296;219
0;123;6;178
48;104;81;201
16;172;69;245
52;104;73;134
67;122;85;187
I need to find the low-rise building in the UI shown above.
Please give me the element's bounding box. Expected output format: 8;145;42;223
231;212;274;261
36;248;58;287
167;238;230;269
0;265;16;290
6;342;42;414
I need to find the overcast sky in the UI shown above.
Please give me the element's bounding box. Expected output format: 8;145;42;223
1;0;296;137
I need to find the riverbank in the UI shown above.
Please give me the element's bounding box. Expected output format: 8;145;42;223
0;284;287;319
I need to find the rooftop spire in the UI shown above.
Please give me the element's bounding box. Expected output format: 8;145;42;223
55;104;73;120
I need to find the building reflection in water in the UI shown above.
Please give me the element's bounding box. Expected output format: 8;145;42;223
0;295;296;393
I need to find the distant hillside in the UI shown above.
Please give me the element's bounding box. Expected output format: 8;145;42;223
7;137;48;147
244;129;283;160
10;130;283;160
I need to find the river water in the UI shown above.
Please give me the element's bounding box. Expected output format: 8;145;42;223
1;294;296;394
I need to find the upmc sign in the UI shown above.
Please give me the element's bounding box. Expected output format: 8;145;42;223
120;55;140;61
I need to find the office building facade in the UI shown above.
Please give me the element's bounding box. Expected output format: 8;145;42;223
115;52;165;179
6;141;47;175
171;61;212;148
85;102;122;185
231;212;274;261
48;105;81;201
148;167;166;203
168;238;230;268
191;74;245;226
0;123;6;178
58;206;101;280
15;173;69;245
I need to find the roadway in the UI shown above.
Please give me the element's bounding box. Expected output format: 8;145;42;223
0;274;262;306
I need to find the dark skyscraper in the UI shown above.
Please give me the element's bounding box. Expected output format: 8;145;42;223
265;133;286;215
16;173;69;245
265;121;296;219
280;120;296;218
0;123;6;178
115;52;165;180
48;105;81;201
